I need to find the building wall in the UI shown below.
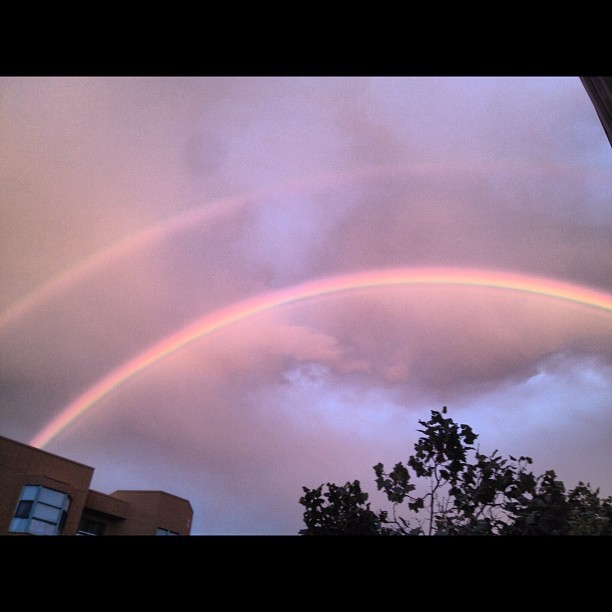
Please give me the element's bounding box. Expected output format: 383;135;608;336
109;490;193;535
0;435;93;535
76;490;131;535
0;435;193;535
85;489;129;519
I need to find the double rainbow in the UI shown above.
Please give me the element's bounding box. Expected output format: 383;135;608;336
30;267;612;449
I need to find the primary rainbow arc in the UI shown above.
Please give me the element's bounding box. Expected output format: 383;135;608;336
30;267;612;449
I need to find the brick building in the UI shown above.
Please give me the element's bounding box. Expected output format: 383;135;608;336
0;435;192;535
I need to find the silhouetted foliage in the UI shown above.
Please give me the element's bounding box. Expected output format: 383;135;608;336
505;475;612;535
299;407;612;535
299;480;393;535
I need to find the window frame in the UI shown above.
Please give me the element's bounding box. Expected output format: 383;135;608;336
77;517;107;536
9;485;71;536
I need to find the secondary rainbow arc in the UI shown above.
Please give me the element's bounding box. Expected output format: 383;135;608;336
30;267;612;449
0;159;588;334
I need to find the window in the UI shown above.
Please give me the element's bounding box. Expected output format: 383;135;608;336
156;527;179;536
14;500;33;519
9;485;71;536
77;518;106;536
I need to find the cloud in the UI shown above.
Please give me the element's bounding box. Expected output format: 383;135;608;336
1;76;610;534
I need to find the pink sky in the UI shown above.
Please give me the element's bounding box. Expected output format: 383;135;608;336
1;77;611;534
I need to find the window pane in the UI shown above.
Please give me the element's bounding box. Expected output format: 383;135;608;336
32;502;61;523
37;487;67;507
29;518;57;535
9;517;30;532
20;485;39;501
78;518;106;536
15;500;33;519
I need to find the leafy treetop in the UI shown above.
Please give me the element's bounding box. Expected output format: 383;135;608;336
299;407;612;535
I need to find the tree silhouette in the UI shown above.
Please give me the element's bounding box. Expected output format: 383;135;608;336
299;407;612;535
